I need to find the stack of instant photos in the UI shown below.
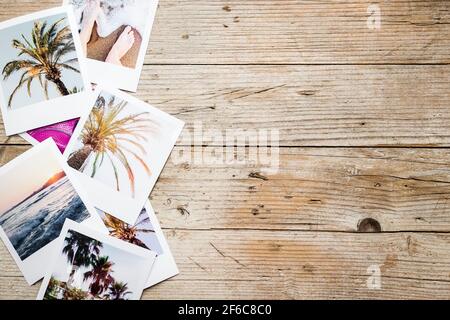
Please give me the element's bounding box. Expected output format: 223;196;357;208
0;1;183;300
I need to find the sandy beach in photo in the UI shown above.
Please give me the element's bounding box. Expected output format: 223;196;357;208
39;221;155;300
98;208;163;254
69;0;152;69
86;23;141;68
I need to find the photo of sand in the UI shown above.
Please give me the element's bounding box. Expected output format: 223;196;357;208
69;0;154;69
0;144;90;261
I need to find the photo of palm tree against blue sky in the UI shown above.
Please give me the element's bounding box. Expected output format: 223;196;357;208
0;145;90;261
67;91;157;198
97;207;163;254
44;229;147;300
0;12;83;109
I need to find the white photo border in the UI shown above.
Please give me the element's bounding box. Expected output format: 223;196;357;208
0;139;107;285
143;201;179;288
0;6;91;135
37;219;156;300
63;86;184;224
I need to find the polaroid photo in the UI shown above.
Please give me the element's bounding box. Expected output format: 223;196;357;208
37;219;156;300
64;0;159;92
0;139;106;285
0;7;91;135
64;87;184;224
96;201;178;288
19;84;97;153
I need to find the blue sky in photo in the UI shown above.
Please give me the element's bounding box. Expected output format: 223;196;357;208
0;13;83;109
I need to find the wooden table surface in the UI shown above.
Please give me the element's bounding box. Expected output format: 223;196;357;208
1;0;450;299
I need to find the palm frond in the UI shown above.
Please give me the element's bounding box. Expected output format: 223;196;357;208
56;63;79;73
8;72;31;107
113;148;135;197
2;60;37;79
106;153;120;192
4;16;77;106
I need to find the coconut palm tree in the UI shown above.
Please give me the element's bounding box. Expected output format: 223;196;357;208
102;211;155;250
67;94;156;197
83;255;115;297
62;231;102;288
2;17;80;108
105;281;132;300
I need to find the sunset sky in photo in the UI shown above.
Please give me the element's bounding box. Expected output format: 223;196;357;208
0;146;63;214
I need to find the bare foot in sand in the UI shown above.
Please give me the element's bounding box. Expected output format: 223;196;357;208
105;26;135;66
79;0;101;55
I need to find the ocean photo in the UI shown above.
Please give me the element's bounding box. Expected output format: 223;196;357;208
0;175;90;261
0;13;84;109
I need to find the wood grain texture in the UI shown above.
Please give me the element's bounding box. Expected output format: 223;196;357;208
2;65;450;146
1;229;450;299
2;145;450;233
1;0;449;64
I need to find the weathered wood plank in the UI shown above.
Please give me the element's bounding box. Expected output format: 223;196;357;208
1;229;450;299
2;145;450;232
0;1;449;64
2;65;450;146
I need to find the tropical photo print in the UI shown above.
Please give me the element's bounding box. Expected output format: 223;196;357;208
38;221;155;300
68;0;155;69
67;90;156;198
0;7;89;135
98;202;179;288
0;139;97;284
23;118;79;153
64;88;183;224
97;207;163;254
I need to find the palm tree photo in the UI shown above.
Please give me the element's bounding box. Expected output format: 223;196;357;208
102;211;155;250
62;231;102;288
2;16;81;108
67;93;156;197
83;255;115;297
45;230;134;300
105;281;131;300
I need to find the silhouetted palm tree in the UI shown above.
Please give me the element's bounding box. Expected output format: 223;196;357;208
106;281;131;300
2;17;80;107
83;255;115;297
62;231;102;287
67;93;156;197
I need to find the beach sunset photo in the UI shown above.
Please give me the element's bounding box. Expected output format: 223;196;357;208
0;141;90;262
